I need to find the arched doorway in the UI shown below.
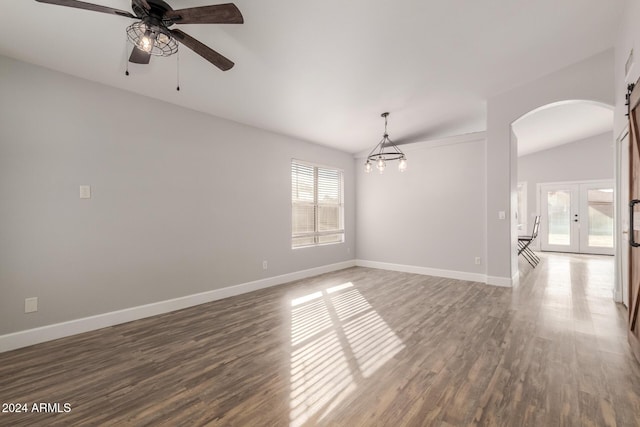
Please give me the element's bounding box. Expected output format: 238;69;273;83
485;51;615;287
511;100;614;256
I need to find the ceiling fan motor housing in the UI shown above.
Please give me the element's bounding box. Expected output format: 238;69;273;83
132;0;174;27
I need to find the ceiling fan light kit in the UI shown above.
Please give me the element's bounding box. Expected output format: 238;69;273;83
34;0;243;71
364;112;407;174
126;21;178;57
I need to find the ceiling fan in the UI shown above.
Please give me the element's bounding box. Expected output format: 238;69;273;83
35;0;244;71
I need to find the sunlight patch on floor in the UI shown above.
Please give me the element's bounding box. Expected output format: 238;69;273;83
343;310;405;378
291;297;332;346
289;282;405;427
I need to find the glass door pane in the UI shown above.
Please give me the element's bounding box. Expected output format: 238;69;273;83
586;189;614;248
540;183;580;253
547;190;572;246
579;181;615;255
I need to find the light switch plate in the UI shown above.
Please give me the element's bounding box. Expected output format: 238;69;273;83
498;211;506;220
79;185;91;199
25;297;38;313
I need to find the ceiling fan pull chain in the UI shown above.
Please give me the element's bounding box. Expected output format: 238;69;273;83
124;37;130;76
176;48;180;91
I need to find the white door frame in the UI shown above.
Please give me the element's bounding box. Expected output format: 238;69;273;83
615;127;630;306
538;179;615;255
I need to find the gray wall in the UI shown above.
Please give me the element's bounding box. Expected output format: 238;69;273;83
355;136;486;275
486;50;614;283
517;131;614;232
615;0;640;138
0;55;355;335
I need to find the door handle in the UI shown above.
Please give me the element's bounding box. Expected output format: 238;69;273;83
630;199;640;247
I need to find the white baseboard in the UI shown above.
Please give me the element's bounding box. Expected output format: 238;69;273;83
355;259;488;284
486;275;514;287
0;260;356;353
511;270;520;287
613;289;623;303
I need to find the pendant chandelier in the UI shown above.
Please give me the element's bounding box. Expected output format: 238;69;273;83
364;112;407;174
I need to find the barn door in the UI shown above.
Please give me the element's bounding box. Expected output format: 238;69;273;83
627;82;640;364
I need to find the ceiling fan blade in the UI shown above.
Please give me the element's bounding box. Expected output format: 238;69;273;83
170;29;234;71
35;0;136;18
129;47;151;64
165;3;243;24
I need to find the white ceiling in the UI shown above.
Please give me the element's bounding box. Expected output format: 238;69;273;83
513;102;614;157
0;0;625;153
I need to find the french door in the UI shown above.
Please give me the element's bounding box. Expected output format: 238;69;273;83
540;181;614;255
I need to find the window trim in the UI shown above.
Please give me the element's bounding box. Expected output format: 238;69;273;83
291;159;345;249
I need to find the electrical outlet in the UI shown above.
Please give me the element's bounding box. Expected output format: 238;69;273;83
25;297;38;313
262;260;268;270
475;257;481;265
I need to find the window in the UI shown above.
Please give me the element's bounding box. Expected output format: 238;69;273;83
291;160;344;248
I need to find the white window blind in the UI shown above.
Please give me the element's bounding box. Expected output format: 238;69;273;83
292;160;344;248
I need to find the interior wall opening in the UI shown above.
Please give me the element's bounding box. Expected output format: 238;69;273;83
511;99;615;289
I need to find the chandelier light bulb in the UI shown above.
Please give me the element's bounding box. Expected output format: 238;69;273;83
365;161;372;173
398;157;407;172
377;157;386;173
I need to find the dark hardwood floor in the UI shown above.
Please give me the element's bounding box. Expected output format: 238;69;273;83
1;253;639;426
